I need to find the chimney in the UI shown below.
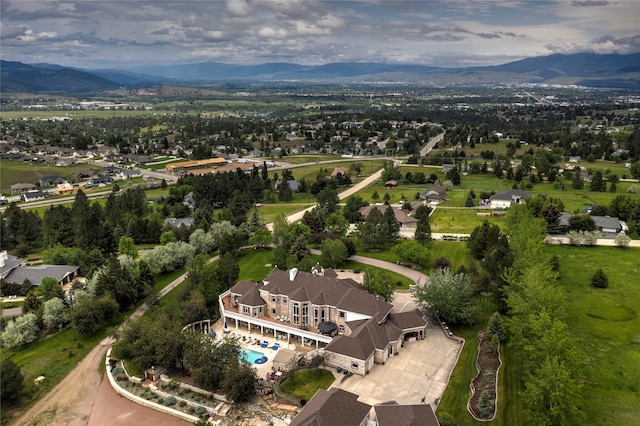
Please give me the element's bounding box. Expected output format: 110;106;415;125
289;268;298;281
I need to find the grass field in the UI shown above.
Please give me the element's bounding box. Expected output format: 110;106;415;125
549;245;640;425
437;244;640;426
431;208;508;233
280;368;335;402
0;161;100;193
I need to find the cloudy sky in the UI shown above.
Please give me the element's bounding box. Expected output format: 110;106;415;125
2;0;639;69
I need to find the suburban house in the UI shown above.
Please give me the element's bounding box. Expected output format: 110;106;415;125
117;169;142;180
89;176;114;186
489;189;532;209
163;217;195;229
559;214;625;236
290;388;440;426
54;182;82;195
10;183;37;195
20;191;49;202
219;266;427;377
420;185;447;203
358;205;418;228
0;251;79;288
39;176;68;187
330;167;349;178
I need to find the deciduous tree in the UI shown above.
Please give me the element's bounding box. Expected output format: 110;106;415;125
413;268;478;325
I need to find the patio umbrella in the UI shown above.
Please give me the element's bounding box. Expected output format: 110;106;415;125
318;321;337;334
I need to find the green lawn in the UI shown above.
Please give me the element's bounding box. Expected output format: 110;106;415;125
437;244;640;426
279;368;335;403
430;208;508;234
549;245;640;425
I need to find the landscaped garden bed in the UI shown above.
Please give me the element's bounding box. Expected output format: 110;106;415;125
468;330;501;421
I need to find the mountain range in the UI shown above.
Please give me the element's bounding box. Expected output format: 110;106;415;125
1;53;639;93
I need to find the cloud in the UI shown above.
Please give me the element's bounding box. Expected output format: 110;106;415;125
546;33;640;54
226;0;250;17
572;1;609;6
477;33;501;39
258;27;288;39
0;24;29;39
150;28;170;35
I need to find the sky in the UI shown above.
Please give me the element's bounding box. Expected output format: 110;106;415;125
2;0;640;70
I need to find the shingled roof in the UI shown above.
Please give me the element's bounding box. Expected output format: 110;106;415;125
290;388;371;426
261;268;392;321
374;403;440;426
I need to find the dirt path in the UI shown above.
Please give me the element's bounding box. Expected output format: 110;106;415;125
12;336;115;426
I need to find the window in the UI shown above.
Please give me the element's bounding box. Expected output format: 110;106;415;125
302;304;309;325
243;306;250;314
272;308;276;315
293;303;300;325
339;311;345;318
271;296;276;302
339;325;345;333
282;297;287;304
352;362;358;369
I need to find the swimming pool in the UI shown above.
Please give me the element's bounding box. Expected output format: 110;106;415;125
240;348;268;365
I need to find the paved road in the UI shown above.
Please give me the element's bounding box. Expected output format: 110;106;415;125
420;132;445;157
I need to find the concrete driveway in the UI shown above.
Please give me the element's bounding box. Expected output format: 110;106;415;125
330;291;463;407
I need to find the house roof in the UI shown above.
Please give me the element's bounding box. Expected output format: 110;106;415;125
261;268;391;321
559;213;621;230
290;388;371;426
359;205;417;226
163;217;194;228
10;183;37;190
21;191;49;200
388;309;428;330
374;404;440;426
0;252;26;280
489;189;532;201
238;286;266;307
4;264;79;286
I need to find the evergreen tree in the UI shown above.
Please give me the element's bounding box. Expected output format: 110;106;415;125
414;205;432;245
589;171;605;192
486;312;505;341
383;206;400;240
477;390;494;417
591;268;609;288
359;207;389;250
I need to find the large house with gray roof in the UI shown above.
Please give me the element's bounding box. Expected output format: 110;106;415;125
219;266;427;376
0;251;79;290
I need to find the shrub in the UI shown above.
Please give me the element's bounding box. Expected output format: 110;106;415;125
164;396;177;406
591;268;609;288
179;400;187;407
433;257;452;270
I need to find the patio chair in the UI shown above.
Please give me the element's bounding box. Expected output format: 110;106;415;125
271;343;280;350
261;340;269;347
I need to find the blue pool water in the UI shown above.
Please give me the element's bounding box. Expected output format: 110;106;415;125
240;348;267;364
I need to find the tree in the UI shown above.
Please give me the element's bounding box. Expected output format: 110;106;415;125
42;297;69;330
180;290;210;325
316;188;340;214
160;230;178;245
278;179;293;202
1;359;24;405
221;362;258;403
414;205;432;245
467;221;502;259
568;214;596;232
614;232;631;248
383;206;400;240
248;228;274;249
486;312;505;342
36;276;64;301
359;207;389;250
289;235;311;262
589;171;605;192
371;190;380;201
392;240;430;268
326;213;349;236
23;290;41;314
477;389;493;417
1;313;39;348
363;268;395;302
320;238;348;269
118;236;138;258
572;170;584;189
591;268;609;288
465;193;475;207
343;195;368;223
446;166;461;185
413;269;478;325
